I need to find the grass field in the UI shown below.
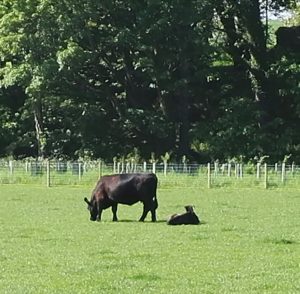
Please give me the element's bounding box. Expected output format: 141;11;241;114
0;184;299;293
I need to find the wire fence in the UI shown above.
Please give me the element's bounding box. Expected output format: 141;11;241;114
0;159;299;189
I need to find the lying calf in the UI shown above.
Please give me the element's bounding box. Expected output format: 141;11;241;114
167;205;200;225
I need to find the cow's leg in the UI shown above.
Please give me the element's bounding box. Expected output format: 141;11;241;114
150;208;157;222
96;209;103;221
151;197;158;222
139;204;150;222
111;203;118;222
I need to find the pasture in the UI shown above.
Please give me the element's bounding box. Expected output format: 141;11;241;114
0;184;299;293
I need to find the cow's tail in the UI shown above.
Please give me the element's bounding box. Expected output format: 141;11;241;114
153;196;158;209
150;173;158;210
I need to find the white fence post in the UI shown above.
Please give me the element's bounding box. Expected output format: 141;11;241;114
235;164;239;178
228;163;231;177
78;162;82;181
113;158;117;173
46;160;50;187
214;162;218;177
221;164;225;175
163;161;167;176
207;163;211;188
264;163;268;189
281;163;285;183
126;162;130;173
257;163;260;179
9;160;13;176
152;162;156;174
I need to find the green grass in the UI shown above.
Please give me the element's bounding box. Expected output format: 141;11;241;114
0;184;299;293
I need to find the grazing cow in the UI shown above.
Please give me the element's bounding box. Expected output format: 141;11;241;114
84;173;158;222
167;205;200;225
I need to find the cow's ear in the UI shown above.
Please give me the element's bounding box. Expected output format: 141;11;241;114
84;197;91;206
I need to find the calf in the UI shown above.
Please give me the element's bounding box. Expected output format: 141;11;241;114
167;205;200;225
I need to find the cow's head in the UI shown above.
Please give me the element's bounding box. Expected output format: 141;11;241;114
84;197;98;221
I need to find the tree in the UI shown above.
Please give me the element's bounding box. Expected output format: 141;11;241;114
209;0;300;160
0;0;61;157
287;2;300;25
0;0;217;159
0;0;299;161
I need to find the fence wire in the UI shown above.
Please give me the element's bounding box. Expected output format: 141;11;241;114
0;160;299;188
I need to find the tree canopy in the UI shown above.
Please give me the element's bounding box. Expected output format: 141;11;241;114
0;0;299;162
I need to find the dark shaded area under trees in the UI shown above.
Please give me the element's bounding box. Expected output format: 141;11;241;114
0;0;299;162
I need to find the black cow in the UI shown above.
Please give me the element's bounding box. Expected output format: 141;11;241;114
167;205;200;225
84;173;158;222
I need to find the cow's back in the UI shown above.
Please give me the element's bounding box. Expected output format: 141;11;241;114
102;173;157;205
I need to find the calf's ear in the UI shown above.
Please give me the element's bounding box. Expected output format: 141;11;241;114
185;205;194;213
84;197;91;205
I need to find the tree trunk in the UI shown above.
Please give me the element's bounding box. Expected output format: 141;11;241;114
176;60;190;157
216;1;272;125
33;98;45;159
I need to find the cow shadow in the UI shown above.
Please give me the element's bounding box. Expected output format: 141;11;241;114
118;219;166;223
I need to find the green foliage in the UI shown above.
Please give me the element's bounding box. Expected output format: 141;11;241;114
288;3;300;25
0;0;299;161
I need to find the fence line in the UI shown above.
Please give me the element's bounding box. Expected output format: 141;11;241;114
0;160;299;189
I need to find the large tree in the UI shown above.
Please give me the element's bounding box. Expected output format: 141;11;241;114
0;0;299;161
0;0;216;159
208;0;300;160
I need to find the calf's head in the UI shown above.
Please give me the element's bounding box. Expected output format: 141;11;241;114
84;197;98;221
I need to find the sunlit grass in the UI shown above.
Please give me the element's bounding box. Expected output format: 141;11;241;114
0;185;299;293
